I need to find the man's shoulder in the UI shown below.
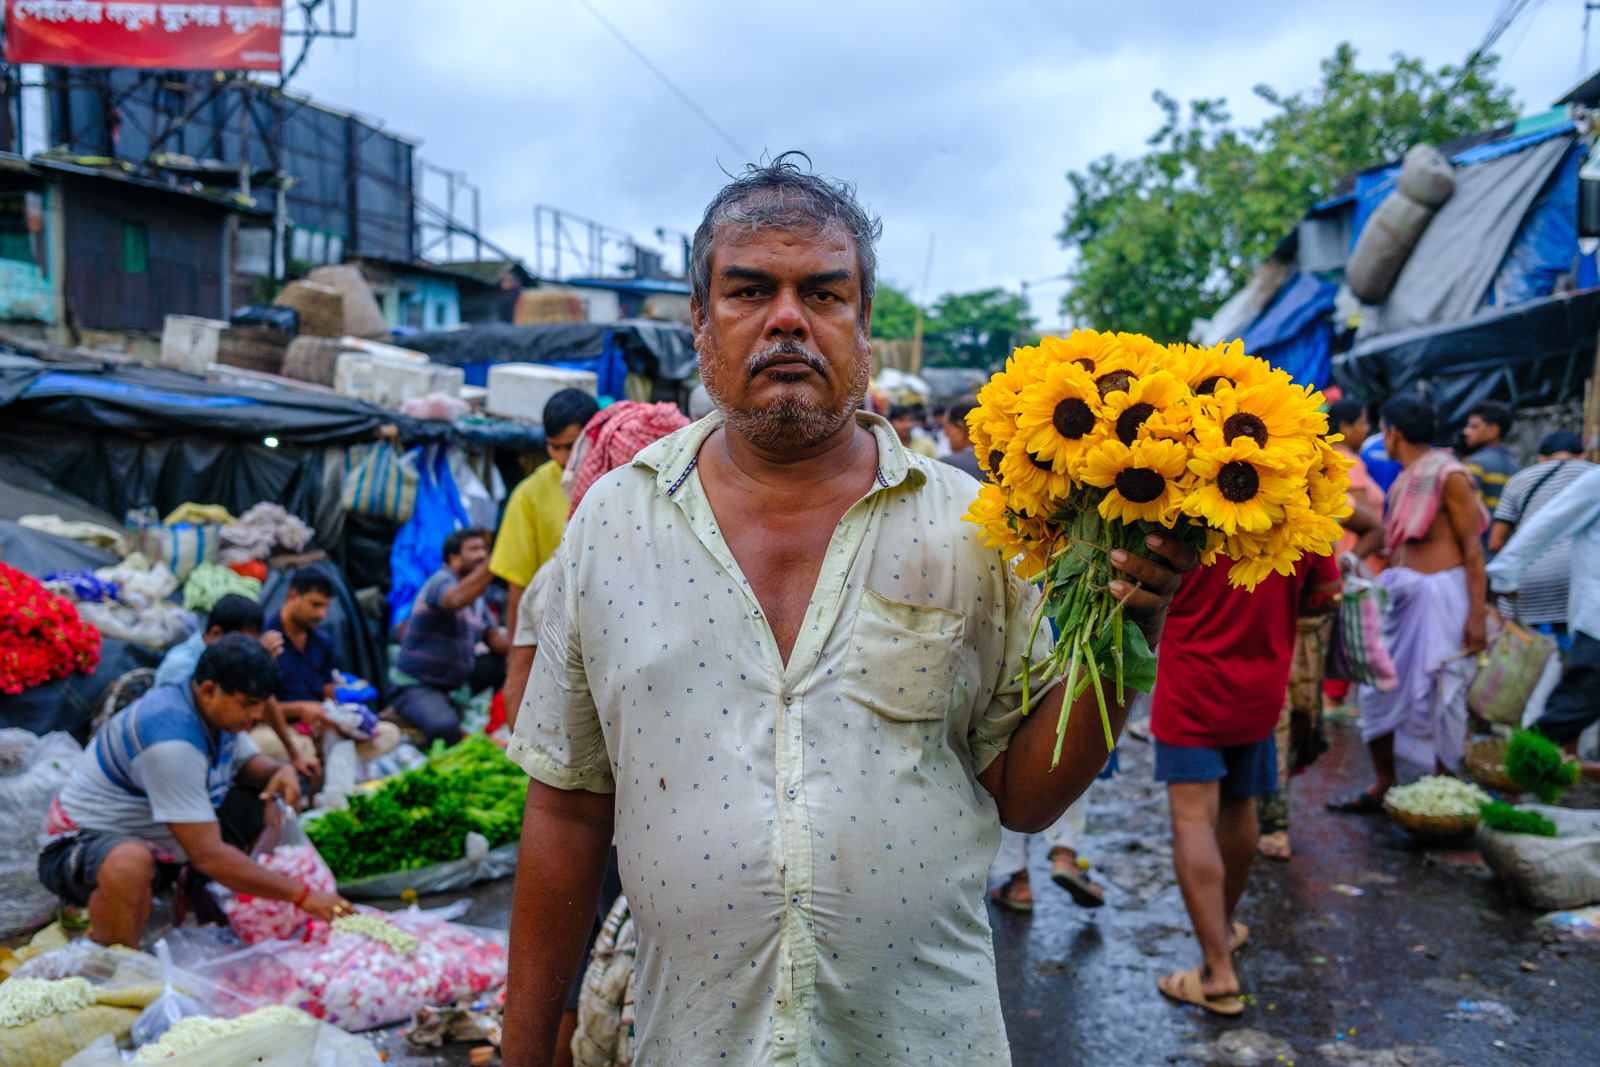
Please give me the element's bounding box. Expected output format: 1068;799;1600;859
126;684;206;748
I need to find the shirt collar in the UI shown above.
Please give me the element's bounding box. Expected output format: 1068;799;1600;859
634;408;927;494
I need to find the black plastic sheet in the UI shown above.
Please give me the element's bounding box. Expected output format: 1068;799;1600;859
1332;288;1600;430
0;422;323;530
398;320;699;381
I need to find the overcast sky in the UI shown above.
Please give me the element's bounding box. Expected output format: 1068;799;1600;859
295;0;1583;326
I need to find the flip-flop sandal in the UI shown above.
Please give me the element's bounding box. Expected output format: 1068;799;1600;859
990;875;1033;913
1231;921;1250;953
1325;791;1385;814
1158;967;1244;1017
1050;857;1106;909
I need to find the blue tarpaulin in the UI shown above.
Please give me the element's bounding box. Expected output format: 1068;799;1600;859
1485;143;1581;308
1238;273;1338;389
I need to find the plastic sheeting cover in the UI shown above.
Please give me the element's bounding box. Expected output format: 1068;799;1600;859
1486;143;1581;309
0;358;426;445
398;320;698;381
1356;134;1573;341
1333;287;1600;430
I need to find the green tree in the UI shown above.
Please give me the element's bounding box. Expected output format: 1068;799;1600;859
923;288;1035;369
1059;43;1520;342
869;283;922;340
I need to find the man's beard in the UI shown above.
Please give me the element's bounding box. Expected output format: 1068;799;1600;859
703;340;869;453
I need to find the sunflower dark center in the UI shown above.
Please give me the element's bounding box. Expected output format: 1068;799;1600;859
1222;412;1269;448
1074;358;1096;372
1052;397;1095;439
1028;452;1054;472
1096;370;1132;398
1114;467;1166;504
1218;460;1260;503
989;450;1005;482
1195;375;1234;395
1115;402;1156;445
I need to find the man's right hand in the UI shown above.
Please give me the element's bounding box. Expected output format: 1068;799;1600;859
300;889;353;922
259;630;285;657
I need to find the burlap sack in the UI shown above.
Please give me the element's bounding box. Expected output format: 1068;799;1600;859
308;265;391;339
274;281;345;338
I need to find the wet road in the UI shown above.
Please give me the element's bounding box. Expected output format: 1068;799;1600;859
992;719;1600;1067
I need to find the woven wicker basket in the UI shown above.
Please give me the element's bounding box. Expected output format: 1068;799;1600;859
1463;737;1522;795
1384;801;1479;846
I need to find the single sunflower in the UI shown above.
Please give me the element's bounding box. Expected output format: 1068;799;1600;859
1174;339;1272;397
1080;437;1191;526
1222;524;1304;590
1184;438;1306;536
1306;438;1355;520
1098;369;1193;448
1084;333;1157;399
998;432;1072;516
1014;359;1106;474
1191;371;1319;460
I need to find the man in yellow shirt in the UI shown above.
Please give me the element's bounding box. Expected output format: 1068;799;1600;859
490;388;599;628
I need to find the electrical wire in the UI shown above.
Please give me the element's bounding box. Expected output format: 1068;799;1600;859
574;0;751;159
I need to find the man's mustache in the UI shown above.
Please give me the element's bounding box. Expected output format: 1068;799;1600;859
748;342;829;379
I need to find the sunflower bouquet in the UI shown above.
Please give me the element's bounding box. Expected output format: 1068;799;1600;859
963;331;1351;766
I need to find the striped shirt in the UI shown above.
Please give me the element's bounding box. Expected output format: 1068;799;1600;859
1493;458;1594;625
1467;444;1520;513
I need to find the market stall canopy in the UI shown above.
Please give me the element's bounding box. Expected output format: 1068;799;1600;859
0;353;441;445
396;321;698;394
1333;287;1600;429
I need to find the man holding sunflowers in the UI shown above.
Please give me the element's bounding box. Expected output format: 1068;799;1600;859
500;156;1196;1066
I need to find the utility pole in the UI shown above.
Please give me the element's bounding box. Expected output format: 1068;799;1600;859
911;235;935;376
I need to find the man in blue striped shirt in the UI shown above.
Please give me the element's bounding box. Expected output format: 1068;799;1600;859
39;634;351;946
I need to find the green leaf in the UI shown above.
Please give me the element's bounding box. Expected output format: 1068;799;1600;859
1120;619;1159;694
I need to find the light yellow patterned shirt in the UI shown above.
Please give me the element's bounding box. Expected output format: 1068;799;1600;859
509;410;1049;1065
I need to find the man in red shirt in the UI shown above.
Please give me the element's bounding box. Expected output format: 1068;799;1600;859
1152;552;1339;1015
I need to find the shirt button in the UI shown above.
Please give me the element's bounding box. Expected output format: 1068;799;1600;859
783;694;794;705
786;786;797;799
790;893;802;906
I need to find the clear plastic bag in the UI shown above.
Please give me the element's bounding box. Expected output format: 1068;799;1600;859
181;904;508;1031
215;800;337;944
13;937;261;1019
0;728;83;937
130;940;206;1047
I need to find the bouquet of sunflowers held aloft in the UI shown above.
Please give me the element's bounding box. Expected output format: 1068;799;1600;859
963;330;1351;766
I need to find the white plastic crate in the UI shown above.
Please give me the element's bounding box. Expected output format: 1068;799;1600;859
159;314;230;374
334;352;464;411
485;363;598;424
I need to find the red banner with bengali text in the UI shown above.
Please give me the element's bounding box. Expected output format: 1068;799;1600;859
4;1;282;71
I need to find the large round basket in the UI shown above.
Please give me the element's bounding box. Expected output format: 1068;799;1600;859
1463;737;1522;795
1384;801;1479;846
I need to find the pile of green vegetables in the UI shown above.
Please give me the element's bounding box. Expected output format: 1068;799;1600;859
1504;729;1580;803
305;735;527;881
1478;800;1558;838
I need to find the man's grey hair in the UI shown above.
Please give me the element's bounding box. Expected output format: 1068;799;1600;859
690;153;883;315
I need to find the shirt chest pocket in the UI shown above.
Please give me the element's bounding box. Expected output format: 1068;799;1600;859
840;588;967;723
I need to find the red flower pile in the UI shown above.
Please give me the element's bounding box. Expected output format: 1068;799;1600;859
0;561;101;694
